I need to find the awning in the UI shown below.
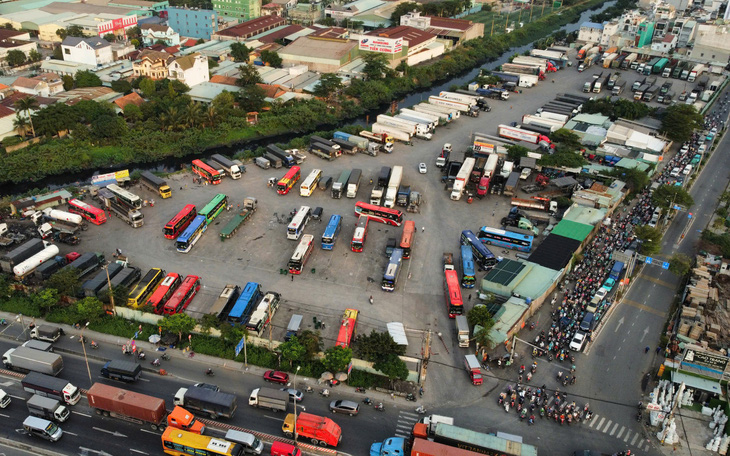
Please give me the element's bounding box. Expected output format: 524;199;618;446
387;322;408;346
671;371;722;394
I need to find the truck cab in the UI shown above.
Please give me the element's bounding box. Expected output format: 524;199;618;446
167;406;206;434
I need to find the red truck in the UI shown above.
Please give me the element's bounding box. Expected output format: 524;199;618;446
282;412;342;447
86;383;205;433
464;354;483;385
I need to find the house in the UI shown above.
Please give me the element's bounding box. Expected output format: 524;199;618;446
261;3;285;16
0;104;16;140
651;33;676;53
399;11;484;44
356;25;443;66
0;29;38;61
168;52;209;87
13;76;54;97
213;0;261;22
167;7;220;40
0;83;12;100
578;21;604;44
287;2;323;25
140;24;181;46
133;49;172;79
32;73;65;95
213;16;287;41
113;92;145;111
61;37;113;66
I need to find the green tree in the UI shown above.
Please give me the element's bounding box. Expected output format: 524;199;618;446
103;33;116;43
219;323;246;347
318;17;336;26
362;52;390;80
373;353;408;386
237;85;266;112
236;64;263;87
75;70;102;88
260;50;282;68
184;102;203;128
297;330;323;361
14;96;38;137
28;49;42;62
126;26;141;40
52;46;62;60
13;115;31;138
609;167;649;193
467;304;493;328
633;225;662;255
160;313;198;343
123;103;143;123
668;253;692;276
279;336;307;366
313;73;343;99
651;185;694;210
66;25;84;37
33;288;59;314
91;114;127;140
660;104;703;143
507;144;529;162
56;28;68;40
111;80;133;94
46;268;81;297
322;346;352;373
354;329;405;362
550;128;582;151
139;78;157;98
390;1;421;22
76;297;104;324
6;50;26;67
62;75;74;91
212;91;235;117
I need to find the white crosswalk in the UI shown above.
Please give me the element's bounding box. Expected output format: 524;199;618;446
587;414;651;452
394;411;420;438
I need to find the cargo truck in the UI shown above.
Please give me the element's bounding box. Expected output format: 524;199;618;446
612;80;627;95
438;91;480;107
512;56;550;72
254;157;270;169
209;154;243;179
87;383;205;432
377;114;432;139
455;315;469;348
1;238;45;273
3;346;63;376
97;188;144;228
27;395;69;422
609;261;624;281
308;136;341;155
653;58;669;75
413;103;453;122
502;62;542;75
267;145;296;167
174;386;238;420
248;387;288;412
415;102;461;120
452;91;492;111
399;108;442;127
359;131;395;150
620;53;637;69
416;422;538;456
497;125;553;149
464;354;482;385
384;165;403;208
108;266;141;291
450;158;475;201
473;85;510;100
370;437;405;456
309;143;337;161
428;96;479;117
396;185;411;207
263;153;283;168
333;131;367;149
140;171;172;198
576;44;591;60
100;360;142;382
395;114;435;133
61;252;105;279
578;54;598;72
511;198;557;213
12;243;60;279
681;64;693;80
332;170;351;199
219;197;256;241
371;123;412;143
82;262;123;297
346;169;362;198
673;61;686;78
282;412;342;447
23;340;54;352
332;138;359;154
642;85;658;101
643;57;660;75
22;372;80;405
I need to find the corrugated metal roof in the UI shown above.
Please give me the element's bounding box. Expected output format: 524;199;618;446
550;220;593;242
386;322;408;345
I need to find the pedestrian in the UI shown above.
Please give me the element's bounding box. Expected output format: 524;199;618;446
656;346;662;355
421;226;425;233
291;274;294;282
492;211;495;217
468;294;472;302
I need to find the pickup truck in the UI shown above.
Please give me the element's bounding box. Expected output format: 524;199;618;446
30;325;62;343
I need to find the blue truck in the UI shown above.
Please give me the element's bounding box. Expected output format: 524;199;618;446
609;261;624;281
370;437;405;456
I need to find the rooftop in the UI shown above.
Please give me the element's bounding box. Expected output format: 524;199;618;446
55;86;116;105
62;37;111;50
279;36;356;60
527;234;581;272
581;21;604;30
0;104;14;119
113;92;145;110
368;25;435;48
550;219;594;243
215;16;286;38
309;27;347;38
426;16;473;31
0;29;26;40
209;75;238;86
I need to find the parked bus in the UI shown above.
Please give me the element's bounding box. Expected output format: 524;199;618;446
382;248;403;292
164;205;197;240
176;215;207;253
199;194;228;225
67;199;107;225
478;226;533;252
148;272;181;314
335;308;359;348
245;292;280;336
163;275;201;315
351;216;369;252
460;245;476;289
444;269;464;318
127;267;165;307
107;184;142;210
208;285;240;320
321;214;342;250
460;230;497;270
288;234;315;274
227;282;262;325
287;206;311;240
191;159;222;185
277;166;301;195
354;202;403;227
162;427;243;456
299;169;322;197
399;220;416;259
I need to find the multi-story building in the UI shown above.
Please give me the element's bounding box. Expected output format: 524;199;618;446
140;24;180;46
213;15;286;41
672;18;696;48
168;52;209;87
578;21;604;44
61;37;114;66
213;0;261;22
636;21;654;47
651;33;676;52
0;30;38;62
287;2;323;25
133;49;172;79
687;23;730;63
167;7;220;39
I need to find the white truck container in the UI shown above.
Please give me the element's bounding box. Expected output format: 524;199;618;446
420;415;454;435
377;114;432;139
399;108;440;127
484;154;499;179
394;114;435;133
450;157;475;201
438;91;478;107
0;389;9;408
530;49;565;61
412;104;452;122
688;64;706;82
429;96;478;116
13;243;60;278
521;115;563;132
512;56;549;72
536;111;569;123
415;103;460;120
372;123;411;143
384;165;403;208
455;315;469;348
42;208;82;226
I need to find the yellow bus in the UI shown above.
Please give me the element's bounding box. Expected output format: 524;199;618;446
127;268;165;307
299;169;322;197
162;428;243;456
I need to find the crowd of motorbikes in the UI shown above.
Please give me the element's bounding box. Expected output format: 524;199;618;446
498;382;592;426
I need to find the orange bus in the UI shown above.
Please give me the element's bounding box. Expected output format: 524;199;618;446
443;269;464;318
276;166;301;195
399;220;416;259
192;160;221;185
163;275;201;315
164;205;197;240
335;308;358;348
148;273;181;314
68;199;107;225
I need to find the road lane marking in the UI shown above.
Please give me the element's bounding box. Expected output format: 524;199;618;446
617;426;625;439
637;274;674;289
65;431;78;436
624;431;631;442
264;416;284;421
72;411;92;417
631;433;639;445
596;417;605;430
0;413;7;418
139;429;160;435
602;420;613;433
130;450;148;455
610;423;618;435
622;299;666;317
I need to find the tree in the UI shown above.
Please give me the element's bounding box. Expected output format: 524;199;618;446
633;225;662;255
550;128;582;151
297;330;323;361
33;288;59;314
279;336;307;366
373;353;408;386
661;104;703;143
362;53;390;80
507;144;529;162
184;102;203;128
313;73;343;99
318;17;336;26
160;313;197;343
66;25;84;37
260;50;282;68
111;80;132;94
13;115;31;138
6;50;26;67
91;114;127;140
139;78;156;98
609;167;649;193
103;33;116;43
322;346;352;373
354;329;405;362
46;268;81;297
651;184;694;211
155;39;168;46
467;304;496;351
126;26;141;40
56;28;68;40
123;103;143;123
52;46;62;60
28;49;42;62
236;64;262;87
75;70;102;88
237;85;266;112
230;42;250;62
212;91;235;117
62;75;74;91
76;297;104;324
14;96;38;137
669;253;692;276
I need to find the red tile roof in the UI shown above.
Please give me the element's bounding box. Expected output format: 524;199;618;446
0;104;14;118
256;83;285;98
258;24;306;43
210;75;238;86
114;92;145;110
368;26;436;48
310;27;347;38
182;38;199;47
216;16;286;38
426;16;473;31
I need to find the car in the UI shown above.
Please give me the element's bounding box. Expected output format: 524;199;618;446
418;163;427;174
569;331;587;351
280;388;303;402
193;383;220;392
602;278;616;291
263;370;289;385
329;400;359;416
698;144;707;153
594;288;607;301
683;165;692;175
648;216;658;228
519;168;532;180
669;167;681;177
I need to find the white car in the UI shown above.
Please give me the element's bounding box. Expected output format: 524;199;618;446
569;331;587;351
669;167;681;177
519;168;532;180
594;288;607;301
698;144;707;153
418;163;427;174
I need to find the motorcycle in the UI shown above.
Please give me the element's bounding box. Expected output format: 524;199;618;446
90;341;99;349
355;387;366;393
363;398;373;406
0;319;6;325
305;386;314;393
320;389;330;397
122;345;132;355
531;363;537;374
161;352;171;361
636;411;642;422
374;403;384;411
138;352;146;360
405;393;417;402
205;368;214;377
415;406;427;414
151;359;161;367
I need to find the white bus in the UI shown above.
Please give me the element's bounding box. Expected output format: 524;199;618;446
288;234;314;274
107;184;142;210
299;169;322;197
287;206;311;240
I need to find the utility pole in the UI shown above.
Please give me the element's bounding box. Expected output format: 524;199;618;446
268;299;272;350
104;263;115;315
420;330;432;386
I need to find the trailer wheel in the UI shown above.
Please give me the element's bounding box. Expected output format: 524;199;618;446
95;409;103;415
310;439;319;446
319;441;328;447
283;432;293;438
209;413;217;420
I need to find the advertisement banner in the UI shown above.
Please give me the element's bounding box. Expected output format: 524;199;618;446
91;173;116;186
498;126;537;143
115;169;130;181
682;348;728;374
359;37;402;54
473;140;495;154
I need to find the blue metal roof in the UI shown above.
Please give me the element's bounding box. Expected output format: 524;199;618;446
581;21;604;30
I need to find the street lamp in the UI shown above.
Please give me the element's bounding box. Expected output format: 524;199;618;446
15;314;27;341
80;322;93;387
293;366;301;445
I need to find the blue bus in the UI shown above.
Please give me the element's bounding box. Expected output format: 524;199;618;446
460;245;476;289
321;214;342;250
460;230;497;270
382;248;403;292
478;226;533;252
227;282;262;325
176;215;207;253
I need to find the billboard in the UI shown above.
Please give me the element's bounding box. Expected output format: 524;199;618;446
498;125;538;143
359;36;403;54
473;139;495;154
682;348;728;375
98;15;138;35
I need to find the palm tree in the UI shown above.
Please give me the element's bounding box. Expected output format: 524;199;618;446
159;106;181;131
13;114;31;138
14;96;39;137
204;106;218;128
184;102;203;129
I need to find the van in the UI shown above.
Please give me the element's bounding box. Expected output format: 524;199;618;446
515;252;530;260
0;389;10;408
254;157;270;169
23;416;63;442
270;441;301;456
284;315;303;341
579;312;595;332
312;207;323;221
319;176;333;191
225;429;264;455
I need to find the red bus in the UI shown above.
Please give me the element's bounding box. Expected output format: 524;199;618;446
67;199;107;225
335;308;359;348
399;220;416;259
443;270;464;318
163;204;197;239
354;202;403;227
351;216;369;252
192;159;221;185
148;273;181;314
277;166;301;195
163;275;201;315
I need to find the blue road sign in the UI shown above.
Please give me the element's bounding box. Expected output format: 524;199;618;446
673;205;681;210
235;335;246;357
645;257;653;264
662;262;670;270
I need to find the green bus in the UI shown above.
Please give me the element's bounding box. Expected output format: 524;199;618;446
199;194;228;225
